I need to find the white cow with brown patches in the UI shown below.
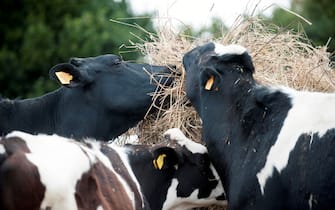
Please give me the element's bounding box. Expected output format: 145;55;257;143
0;128;226;210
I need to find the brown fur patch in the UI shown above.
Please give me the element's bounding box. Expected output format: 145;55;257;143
101;145;147;209
0;137;45;210
75;161;133;210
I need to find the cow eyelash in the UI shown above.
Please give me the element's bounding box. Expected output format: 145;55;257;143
113;59;122;65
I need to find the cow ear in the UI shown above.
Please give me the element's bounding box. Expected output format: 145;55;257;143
152;147;181;170
216;51;255;74
49;63;93;88
200;67;222;92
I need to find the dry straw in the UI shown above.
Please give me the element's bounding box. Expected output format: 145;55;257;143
117;15;334;210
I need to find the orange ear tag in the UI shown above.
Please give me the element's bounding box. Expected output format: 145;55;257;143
153;154;167;170
205;75;214;90
55;71;73;85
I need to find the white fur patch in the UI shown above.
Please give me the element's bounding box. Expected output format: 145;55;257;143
162;178;226;210
257;88;335;194
164;128;207;154
162;178;179;210
0;144;5;155
6;131;92;210
112;134;139;145
308;194;314;209
209;163;226;199
214;43;247;56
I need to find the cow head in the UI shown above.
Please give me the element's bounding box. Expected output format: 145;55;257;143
140;128;226;209
50;54;173;112
183;42;255;119
48;54;174;140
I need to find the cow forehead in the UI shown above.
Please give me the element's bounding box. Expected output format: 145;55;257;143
163;128;207;154
213;43;247;56
96;54;120;60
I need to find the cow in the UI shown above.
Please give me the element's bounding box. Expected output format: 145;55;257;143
183;42;335;210
0;54;173;141
0;128;226;210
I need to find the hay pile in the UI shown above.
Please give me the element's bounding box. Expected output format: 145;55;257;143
126;17;334;144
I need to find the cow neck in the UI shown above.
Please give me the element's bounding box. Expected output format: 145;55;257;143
201;81;257;152
0;89;62;135
201;84;292;202
125;144;175;210
200;80;257;181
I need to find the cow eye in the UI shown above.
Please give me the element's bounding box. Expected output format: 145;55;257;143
113;58;122;65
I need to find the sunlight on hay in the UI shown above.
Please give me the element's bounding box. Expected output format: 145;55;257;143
227;19;335;91
124;16;334;145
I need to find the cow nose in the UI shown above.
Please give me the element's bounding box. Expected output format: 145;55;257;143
69;58;84;66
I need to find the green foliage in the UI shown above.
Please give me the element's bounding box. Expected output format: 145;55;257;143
270;0;335;54
0;0;154;98
181;17;228;40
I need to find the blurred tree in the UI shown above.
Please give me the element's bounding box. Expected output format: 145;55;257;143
198;17;228;39
0;0;154;98
271;0;335;55
181;17;228;40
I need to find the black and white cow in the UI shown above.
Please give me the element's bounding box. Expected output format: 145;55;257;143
0;54;173;140
183;42;335;210
0;128;226;210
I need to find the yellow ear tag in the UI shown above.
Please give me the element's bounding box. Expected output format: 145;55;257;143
153;154;167;170
205;75;214;90
55;71;73;85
